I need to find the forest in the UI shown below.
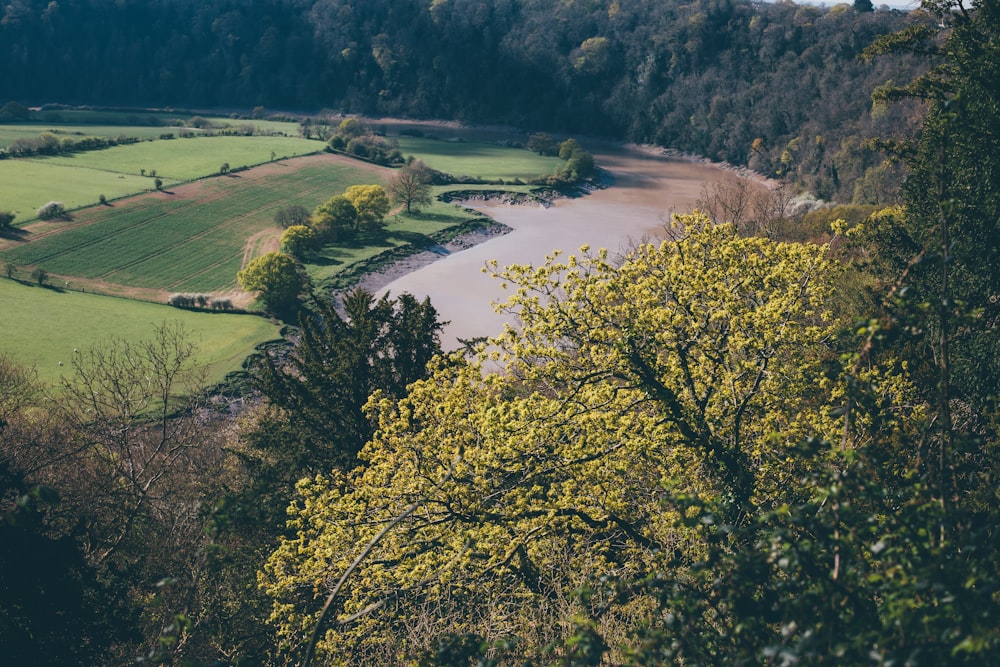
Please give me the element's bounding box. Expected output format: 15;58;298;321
2;0;999;665
2;0;926;201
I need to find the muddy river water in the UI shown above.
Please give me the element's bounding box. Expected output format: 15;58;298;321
377;142;750;348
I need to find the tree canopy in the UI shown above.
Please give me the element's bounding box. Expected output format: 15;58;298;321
260;215;852;662
344;184;391;232
237;251;305;309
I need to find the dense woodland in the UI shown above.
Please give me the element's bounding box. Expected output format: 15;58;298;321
3;0;927;201
2;0;1000;665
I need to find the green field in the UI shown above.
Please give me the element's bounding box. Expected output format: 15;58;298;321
0;121;572;385
304;189;486;284
0;157;381;293
396;136;564;181
0;161;154;219
28;135;320;181
1;109;301;146
0;134;322;220
0;278;280;385
0;124;192;148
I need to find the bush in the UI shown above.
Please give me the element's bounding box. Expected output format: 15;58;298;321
36;201;65;219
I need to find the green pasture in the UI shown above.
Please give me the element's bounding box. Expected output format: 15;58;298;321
0;124;191;148
396;136;564;182
26;135;322;181
304;188;483;284
0;161;153;220
0;135;323;222
0;158;382;293
0;277;280;386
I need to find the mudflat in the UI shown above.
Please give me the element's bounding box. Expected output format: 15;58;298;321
378;142;757;348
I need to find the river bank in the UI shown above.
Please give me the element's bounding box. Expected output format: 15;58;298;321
361;139;763;349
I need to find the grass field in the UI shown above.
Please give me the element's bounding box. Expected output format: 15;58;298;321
0;156;383;293
304;189;484;284
0;161;154;219
396;136;564;182
0;124;191;147
0;277;280;386
1;109;301;145
0;135;324;221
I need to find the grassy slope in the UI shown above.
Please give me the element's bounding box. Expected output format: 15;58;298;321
0;157;381;293
0;277;280;386
396;136;564;182
0;135;323;219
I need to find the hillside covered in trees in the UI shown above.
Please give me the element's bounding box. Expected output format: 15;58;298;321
3;0;927;200
2;0;999;664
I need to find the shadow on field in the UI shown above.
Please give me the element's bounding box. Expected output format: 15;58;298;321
390;230;435;248
0;227;29;241
309;256;344;267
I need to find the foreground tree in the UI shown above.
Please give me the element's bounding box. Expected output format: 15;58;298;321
249;288;444;478
261;215;846;663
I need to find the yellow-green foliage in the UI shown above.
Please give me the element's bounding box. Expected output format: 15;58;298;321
260;214;850;661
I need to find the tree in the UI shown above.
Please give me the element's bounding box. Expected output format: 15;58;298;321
260;215;845;662
54;323;208;561
36;201;64;220
311;195;357;241
854;0;874;11
864;0;1000;414
0;210;14;231
219;162;230;175
0;101;29;121
558;137;582;160
279;224;316;258
386;159;432;214
0;477;132;666
30;268;47;286
344;184;390;232
237;252;305;309
527;132;558;155
249;288;443;477
274;204;310;229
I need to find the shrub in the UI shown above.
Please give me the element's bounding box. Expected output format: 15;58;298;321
36;201;65;219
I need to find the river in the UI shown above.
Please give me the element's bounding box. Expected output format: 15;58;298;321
377;142;753;349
